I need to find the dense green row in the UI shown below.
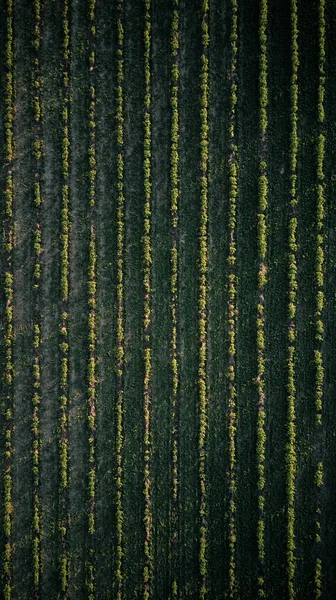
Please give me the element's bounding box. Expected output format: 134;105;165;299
227;0;238;597
87;1;97;598
59;0;70;594
198;1;209;598
314;0;326;597
31;0;43;593
256;0;268;597
115;0;125;597
169;1;179;598
2;0;14;598
143;2;153;598
286;0;299;597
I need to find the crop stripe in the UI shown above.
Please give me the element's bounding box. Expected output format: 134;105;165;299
31;0;44;594
256;0;268;596
226;0;238;597
170;1;180;598
87;1;97;598
286;1;299;598
143;1;153;598
314;0;326;597
59;0;71;594
2;1;15;598
199;1;209;598
115;0;125;597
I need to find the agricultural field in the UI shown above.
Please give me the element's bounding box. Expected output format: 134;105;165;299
1;0;336;598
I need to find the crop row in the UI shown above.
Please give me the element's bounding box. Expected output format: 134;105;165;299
286;0;299;598
314;0;326;596
59;0;71;594
143;1;153;598
87;1;97;598
226;0;238;596
170;1;179;598
32;0;43;593
115;0;125;598
199;1;209;598
2;1;14;598
256;0;268;596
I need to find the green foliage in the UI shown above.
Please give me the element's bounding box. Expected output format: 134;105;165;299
169;4;180;597
59;7;71;589
225;1;239;596
285;2;300;598
198;3;210;597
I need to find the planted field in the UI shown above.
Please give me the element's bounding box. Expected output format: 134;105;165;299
1;0;336;599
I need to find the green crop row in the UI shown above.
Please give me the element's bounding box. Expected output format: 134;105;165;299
199;2;209;598
143;2;153;599
170;1;179;598
59;0;71;593
226;0;238;597
314;1;326;597
115;0;125;598
2;1;15;598
87;2;97;599
256;1;268;597
32;0;43;591
286;1;299;598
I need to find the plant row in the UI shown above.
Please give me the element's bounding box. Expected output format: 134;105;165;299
226;0;238;597
115;1;125;598
170;1;179;598
314;1;326;597
3;1;15;598
59;0;71;594
256;0;268;596
32;0;43;592
286;1;299;598
199;2;209;598
143;2;153;598
87;2;97;598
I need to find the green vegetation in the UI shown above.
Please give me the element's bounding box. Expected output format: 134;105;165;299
286;1;299;597
2;1;14;598
59;0;70;593
256;0;268;597
87;1;97;598
170;1;179;598
227;0;238;597
31;0;43;591
143;2;153;598
0;1;335;598
115;0;125;597
199;1;209;598
314;0;326;597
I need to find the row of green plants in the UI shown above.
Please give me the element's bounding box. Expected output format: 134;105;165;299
314;1;326;596
170;1;179;598
3;1;14;597
115;0;125;597
256;1;268;597
59;0;71;593
226;0;238;597
32;0;43;591
286;1;299;598
199;2;209;598
87;1;97;598
143;2;153;598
